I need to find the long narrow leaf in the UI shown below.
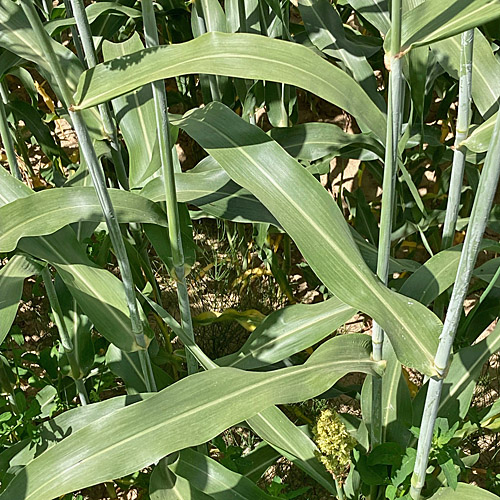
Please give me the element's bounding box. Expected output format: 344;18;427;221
74;32;387;138
175;103;442;377
0;334;383;500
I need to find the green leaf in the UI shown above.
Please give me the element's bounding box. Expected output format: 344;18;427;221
269;122;383;161
19;229;150;352
150;456;212;500
381;343;413;446
400;240;499;306
45;2;141;35
247;408;337;494
462;113;497;153
433;29;500;119
74;32;387;139
346;0;390;34
55;276;94;379
0;334;383;500
0;255;42;344
391;447;416;487
140;168;278;225
0;187;167;253
141;295;337;494
0;0;103;139
174;102;442;377
367;442;403;466
106;343;172;393
217;297;355;369
298;0;385;110
6;100;69;162
389;0;500;52
0;152;144;353
170;448;276;499
413;320;500;425
240;443;280;482
428;483;500;499
102;33;160;189
437;450;458;490
6;394;151;472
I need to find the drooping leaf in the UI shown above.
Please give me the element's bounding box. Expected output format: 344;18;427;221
74;32;387;138
0;255;43;344
0;334;383;500
170;449;276;499
217;298;355;369
174;102;442;377
269;122;383;161
388;0;500;52
0;168;147;353
0;187;167;253
298;0;385;110
102;34;160;189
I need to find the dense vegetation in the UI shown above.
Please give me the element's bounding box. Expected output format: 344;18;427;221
1;0;500;498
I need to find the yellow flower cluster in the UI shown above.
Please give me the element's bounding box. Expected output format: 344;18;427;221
313;409;357;476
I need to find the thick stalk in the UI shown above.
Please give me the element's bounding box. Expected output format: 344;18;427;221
42;267;89;405
141;0;198;375
370;0;403;447
0;89;22;180
20;0;155;392
68;0;129;190
441;30;474;250
410;109;500;500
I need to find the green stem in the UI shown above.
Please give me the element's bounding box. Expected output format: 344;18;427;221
191;0;222;102
0;87;22;180
20;0;155;392
68;0;129;190
75;379;89;406
371;0;403;447
62;0;86;64
410;103;500;500
141;0;198;375
42;267;89;405
441;30;474;250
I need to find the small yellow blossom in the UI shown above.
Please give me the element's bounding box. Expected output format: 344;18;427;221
313;409;357;476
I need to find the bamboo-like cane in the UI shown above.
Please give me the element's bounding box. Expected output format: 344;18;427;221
20;0;156;392
68;0;129;190
370;0;403;447
441;30;474;250
0;86;22;181
42;267;89;405
141;0;198;375
410;107;500;500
